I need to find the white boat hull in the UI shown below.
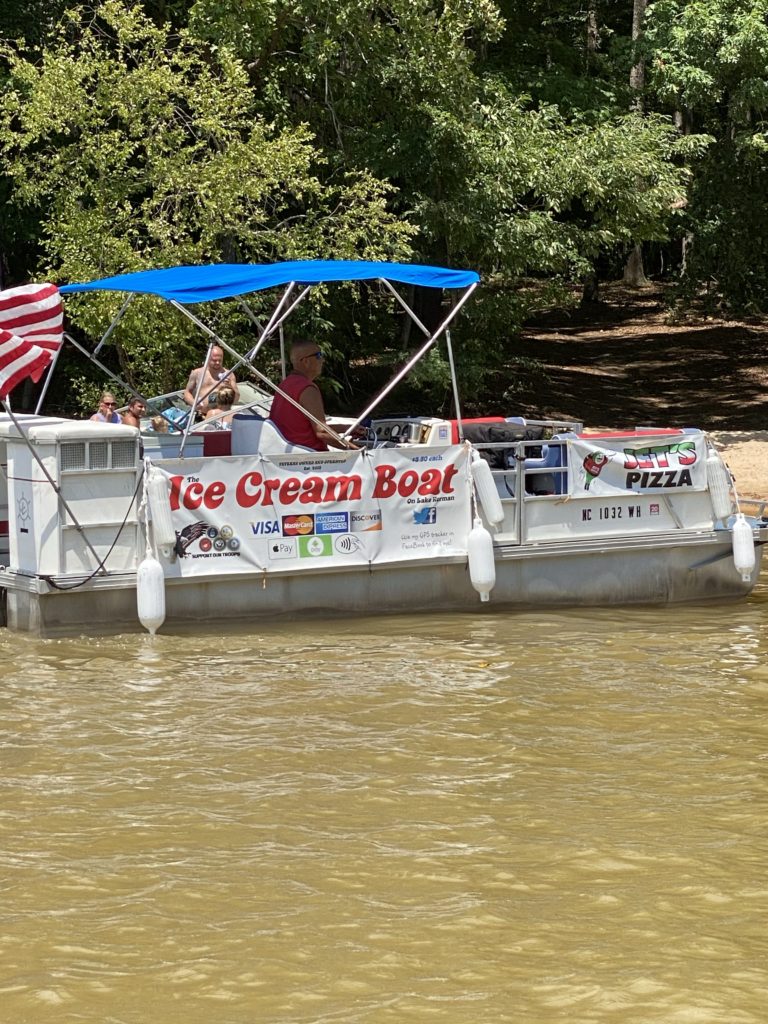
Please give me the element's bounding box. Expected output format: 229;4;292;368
0;528;759;636
0;415;763;636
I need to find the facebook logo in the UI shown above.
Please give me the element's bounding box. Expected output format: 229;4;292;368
413;506;437;525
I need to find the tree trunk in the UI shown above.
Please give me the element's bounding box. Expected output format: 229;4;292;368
623;244;649;287
586;6;600;64
581;269;600;305
623;0;649;286
629;0;647;107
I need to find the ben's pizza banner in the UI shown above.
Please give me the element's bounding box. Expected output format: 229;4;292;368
567;435;708;498
152;446;472;577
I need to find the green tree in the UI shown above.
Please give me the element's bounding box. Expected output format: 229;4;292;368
0;0;414;397
0;0;702;413
185;3;690;307
646;0;768;309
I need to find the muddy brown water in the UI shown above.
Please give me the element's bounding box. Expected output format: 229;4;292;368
2;580;768;1023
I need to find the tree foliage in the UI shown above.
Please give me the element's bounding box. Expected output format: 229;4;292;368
645;0;768;310
0;0;764;410
0;1;414;395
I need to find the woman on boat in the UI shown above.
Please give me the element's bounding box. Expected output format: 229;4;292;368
90;392;121;424
204;385;236;429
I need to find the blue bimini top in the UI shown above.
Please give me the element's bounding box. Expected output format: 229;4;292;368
60;261;480;304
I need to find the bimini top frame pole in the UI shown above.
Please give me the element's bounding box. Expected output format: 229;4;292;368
169;299;353;449
59;260;481;440
377;278;466;433
93;293;135;356
343;281;478;437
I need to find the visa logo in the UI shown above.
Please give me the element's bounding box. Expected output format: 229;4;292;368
250;521;280;535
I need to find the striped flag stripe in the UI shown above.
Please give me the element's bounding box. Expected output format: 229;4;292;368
0;283;64;353
0;328;54;398
0;281;60;311
0;282;63;396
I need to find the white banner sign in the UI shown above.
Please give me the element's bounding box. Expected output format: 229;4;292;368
567;435;707;497
152;445;472;577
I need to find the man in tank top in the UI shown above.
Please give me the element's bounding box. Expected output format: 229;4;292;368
269;340;357;451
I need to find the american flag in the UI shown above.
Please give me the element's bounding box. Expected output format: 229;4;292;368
0;283;64;398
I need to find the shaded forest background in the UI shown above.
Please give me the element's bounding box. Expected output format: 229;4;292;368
517;282;768;431
2;0;768;418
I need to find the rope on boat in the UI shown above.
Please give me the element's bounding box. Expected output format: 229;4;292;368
42;467;144;591
0;397;145;590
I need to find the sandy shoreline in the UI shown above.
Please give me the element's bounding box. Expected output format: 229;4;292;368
708;432;768;503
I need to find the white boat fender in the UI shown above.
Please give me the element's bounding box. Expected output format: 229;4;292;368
732;513;756;582
146;465;177;555
468;516;496;602
137;555;166;635
470;450;504;528
706;450;733;522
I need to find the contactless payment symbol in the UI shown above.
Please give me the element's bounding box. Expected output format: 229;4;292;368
335;535;363;554
298;535;333;558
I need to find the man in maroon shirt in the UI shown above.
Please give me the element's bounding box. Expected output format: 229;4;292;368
269;340;357;451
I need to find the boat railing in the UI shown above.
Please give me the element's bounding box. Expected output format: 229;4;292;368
470;436;573;500
469;426;730;543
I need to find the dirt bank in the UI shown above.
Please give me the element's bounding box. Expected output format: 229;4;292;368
514;283;768;499
708;432;768;502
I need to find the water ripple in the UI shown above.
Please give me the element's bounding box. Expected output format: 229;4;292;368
2;593;768;1021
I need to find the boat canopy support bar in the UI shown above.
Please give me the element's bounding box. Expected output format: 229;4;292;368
171;278;477;444
169;299;351;449
343;282;478;437
379;279;467;437
243;283;301;362
94;294;135;355
380;279;431;339
64;333;179;432
33;342;64;415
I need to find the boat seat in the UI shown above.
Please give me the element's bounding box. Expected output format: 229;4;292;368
523;445;558;496
523;440;573;495
450;416;505;444
231;411;316;456
202;430;232;457
495;444;565;497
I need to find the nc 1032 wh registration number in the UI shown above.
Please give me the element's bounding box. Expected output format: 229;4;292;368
582;505;642;522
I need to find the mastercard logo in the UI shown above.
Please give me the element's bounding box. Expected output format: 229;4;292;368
282;514;315;536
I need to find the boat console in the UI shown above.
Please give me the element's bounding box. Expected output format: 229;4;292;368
370;416;453;446
369;415;583;447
